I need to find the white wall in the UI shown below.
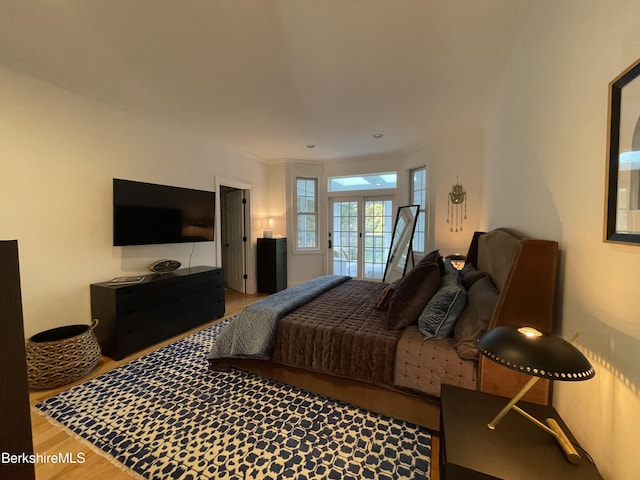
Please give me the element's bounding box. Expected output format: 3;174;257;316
484;1;640;478
0;66;269;337
424;129;485;255
263;161;287;238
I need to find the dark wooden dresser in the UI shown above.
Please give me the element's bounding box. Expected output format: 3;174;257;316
91;266;224;360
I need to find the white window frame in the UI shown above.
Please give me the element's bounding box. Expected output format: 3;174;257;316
328;172;397;192
410;167;427;254
295;177;319;252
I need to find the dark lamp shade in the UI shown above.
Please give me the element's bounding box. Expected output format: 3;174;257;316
478;326;595;381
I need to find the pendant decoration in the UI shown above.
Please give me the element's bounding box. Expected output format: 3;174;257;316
447;176;467;232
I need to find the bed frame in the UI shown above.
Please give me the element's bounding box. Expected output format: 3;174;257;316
229;228;559;431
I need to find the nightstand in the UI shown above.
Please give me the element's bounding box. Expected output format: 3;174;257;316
257;237;287;293
440;385;603;480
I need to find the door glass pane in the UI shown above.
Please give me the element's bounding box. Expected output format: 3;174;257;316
363;199;393;280
332;200;359;276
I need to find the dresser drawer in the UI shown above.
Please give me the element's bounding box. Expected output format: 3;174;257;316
115;282;181;312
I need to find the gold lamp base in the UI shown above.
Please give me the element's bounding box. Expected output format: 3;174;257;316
487;376;581;464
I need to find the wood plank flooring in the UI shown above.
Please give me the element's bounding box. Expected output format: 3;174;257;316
29;289;440;479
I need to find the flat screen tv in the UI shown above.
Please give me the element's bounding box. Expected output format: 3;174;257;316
113;178;215;246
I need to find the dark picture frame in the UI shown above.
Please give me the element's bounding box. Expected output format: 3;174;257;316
605;58;640;244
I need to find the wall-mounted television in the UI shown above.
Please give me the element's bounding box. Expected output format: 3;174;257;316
113;178;215;246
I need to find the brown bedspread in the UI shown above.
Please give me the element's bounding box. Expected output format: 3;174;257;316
270;279;403;386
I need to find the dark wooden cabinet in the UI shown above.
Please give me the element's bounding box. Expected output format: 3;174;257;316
257;238;287;293
91;266;224;360
0;241;35;480
440;385;603;480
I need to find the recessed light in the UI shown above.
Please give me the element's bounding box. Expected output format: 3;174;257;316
307;144;315;148
372;133;383;139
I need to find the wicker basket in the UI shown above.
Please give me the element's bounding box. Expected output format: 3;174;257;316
26;319;101;389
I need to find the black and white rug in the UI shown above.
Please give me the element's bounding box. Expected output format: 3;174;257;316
34;319;431;479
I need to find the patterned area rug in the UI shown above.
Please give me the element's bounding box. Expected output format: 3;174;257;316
34;318;431;479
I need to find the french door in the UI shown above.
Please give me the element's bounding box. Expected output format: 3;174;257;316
329;197;394;280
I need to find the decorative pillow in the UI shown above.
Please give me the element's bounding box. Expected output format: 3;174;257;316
460;263;485;290
453;274;499;360
375;280;399;311
418;271;467;339
444;258;466;278
419;249;445;275
387;261;441;330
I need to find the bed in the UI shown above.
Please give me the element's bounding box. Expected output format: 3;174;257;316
207;228;558;431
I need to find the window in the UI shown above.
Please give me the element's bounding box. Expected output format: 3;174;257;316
410;167;427;253
296;177;318;249
328;172;397;192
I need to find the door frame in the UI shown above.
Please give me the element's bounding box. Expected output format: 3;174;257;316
215;177;255;294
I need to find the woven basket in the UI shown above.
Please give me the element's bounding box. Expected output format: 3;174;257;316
26;319;101;389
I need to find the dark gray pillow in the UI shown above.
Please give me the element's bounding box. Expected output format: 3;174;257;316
418;271;467;339
419;249;445;275
443;259;459;275
460;263;485;290
387;261;441;330
453;274;499;360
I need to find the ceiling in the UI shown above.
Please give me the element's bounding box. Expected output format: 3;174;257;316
0;1;530;161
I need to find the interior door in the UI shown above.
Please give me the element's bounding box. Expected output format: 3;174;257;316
223;188;246;292
329;197;393;280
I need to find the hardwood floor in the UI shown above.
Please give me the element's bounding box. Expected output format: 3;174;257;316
29;289;440;479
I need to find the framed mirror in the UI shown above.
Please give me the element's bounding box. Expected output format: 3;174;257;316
605;57;640;244
383;205;420;283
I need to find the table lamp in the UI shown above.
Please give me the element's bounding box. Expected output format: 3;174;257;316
478;326;595;464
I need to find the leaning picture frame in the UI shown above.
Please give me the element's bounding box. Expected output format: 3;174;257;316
605;58;640;244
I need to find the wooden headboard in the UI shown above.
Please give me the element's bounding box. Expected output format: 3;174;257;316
467;228;559;405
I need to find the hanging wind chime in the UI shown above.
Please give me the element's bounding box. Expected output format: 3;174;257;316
447;177;467;232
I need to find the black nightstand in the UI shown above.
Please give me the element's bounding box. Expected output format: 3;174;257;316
440;385;603;480
257;237;287;293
